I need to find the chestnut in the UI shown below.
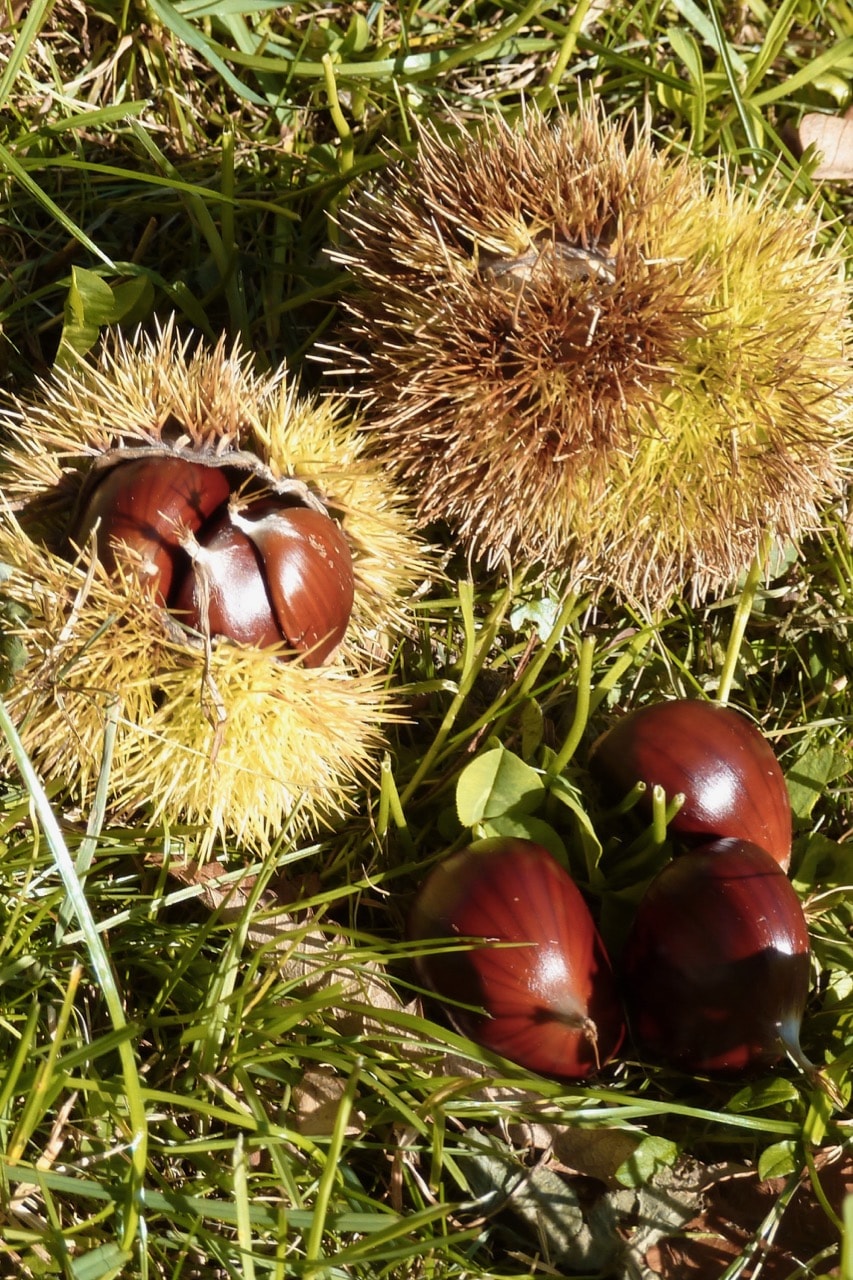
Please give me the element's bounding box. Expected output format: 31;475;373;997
171;515;283;649
76;455;230;602
588;699;792;869
75;454;355;664
230;502;355;666
621;838;810;1073
409;837;625;1079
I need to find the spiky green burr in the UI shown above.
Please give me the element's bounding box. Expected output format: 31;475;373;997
0;323;430;853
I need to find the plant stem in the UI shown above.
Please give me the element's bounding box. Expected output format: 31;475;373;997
547;634;595;777
322;53;354;173
717;530;772;706
400;578;516;805
377;754;414;854
589;626;655;716
536;0;593;110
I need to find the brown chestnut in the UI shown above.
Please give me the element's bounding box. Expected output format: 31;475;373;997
76;456;230;602
171;515;283;649
588;699;792;869
409;837;625;1079
621;838;810;1073
230;502;354;666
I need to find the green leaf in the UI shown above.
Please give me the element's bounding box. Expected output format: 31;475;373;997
742;0;800;95
109;275;155;326
0;0;59;113
670;0;748;72
786;741;850;822
341;13;371;55
71;1245;133;1280
667;27;706;146
614;1135;679;1188
456;746;544;828
0;138;113;266
791;832;851;895
548;774;604;878
751;36;853;107
804;1090;834;1148
758;1139;798;1181
56;268;155;365
509;594;560;638
57;272;108;362
146;0;268;104
482;815;567;863
726;1078;800;1114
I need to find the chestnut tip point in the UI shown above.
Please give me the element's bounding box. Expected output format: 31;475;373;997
622;838;811;1075
409;837;625;1080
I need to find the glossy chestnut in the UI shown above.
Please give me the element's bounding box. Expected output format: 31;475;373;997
230;502;355;666
409;837;625;1079
76;456;230;602
171;515;283;649
621;838;810;1072
588;699;791;869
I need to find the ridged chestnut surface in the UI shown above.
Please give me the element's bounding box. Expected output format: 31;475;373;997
409;837;625;1079
622;838;810;1072
589;699;792;869
75;455;355;663
231;503;355;666
77;456;230;602
171;515;283;649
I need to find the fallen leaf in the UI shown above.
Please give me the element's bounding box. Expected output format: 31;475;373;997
160;858;412;1040
646;1149;850;1278
456;1129;623;1274
292;1068;366;1136
795;112;853;180
505;1121;641;1185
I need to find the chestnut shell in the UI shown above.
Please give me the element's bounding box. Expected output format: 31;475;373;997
409;837;625;1079
171;515;284;649
589;699;792;869
75;453;355;664
236;503;355;666
621;838;810;1072
76;455;230;602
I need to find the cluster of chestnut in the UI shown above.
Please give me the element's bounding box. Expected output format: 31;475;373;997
409;700;813;1082
73;452;355;666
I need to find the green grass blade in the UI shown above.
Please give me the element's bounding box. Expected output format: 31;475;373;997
0;0;58;112
145;0;268;104
0;140;114;267
0;697;148;1256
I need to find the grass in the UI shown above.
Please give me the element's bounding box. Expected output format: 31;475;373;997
1;0;853;1276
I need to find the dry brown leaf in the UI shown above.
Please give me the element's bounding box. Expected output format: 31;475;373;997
456;1128;623;1274
796;111;853;180
161;858;411;1039
646;1149;850;1278
292;1068;366;1137
505;1121;642;1185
